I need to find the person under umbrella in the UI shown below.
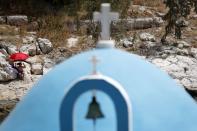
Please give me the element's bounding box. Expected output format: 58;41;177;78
16;62;26;80
9;52;29;80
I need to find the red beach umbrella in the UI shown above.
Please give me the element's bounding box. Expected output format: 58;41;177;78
9;52;29;61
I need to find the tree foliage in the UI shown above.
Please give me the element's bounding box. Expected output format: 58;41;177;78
0;0;131;18
62;0;131;18
162;0;197;42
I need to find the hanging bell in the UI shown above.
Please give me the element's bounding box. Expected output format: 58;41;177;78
85;96;104;120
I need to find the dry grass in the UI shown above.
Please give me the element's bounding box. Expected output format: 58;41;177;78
37;13;75;48
133;0;166;12
0;25;19;36
0;25;27;47
133;0;164;7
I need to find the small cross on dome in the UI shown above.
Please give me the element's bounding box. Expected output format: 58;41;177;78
90;56;99;75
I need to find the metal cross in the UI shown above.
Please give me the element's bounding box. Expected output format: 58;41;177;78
90;56;99;75
93;3;119;40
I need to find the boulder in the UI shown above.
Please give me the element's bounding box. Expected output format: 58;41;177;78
130;17;163;29
6;45;18;55
31;63;43;75
102;17;164;31
139;33;156;42
0;49;8;56
3;65;18;80
20;36;38;56
20;44;37;56
7;15;28;26
0;42;18;55
26;56;43;65
0;53;17;82
0;16;6;24
23;36;36;45
37;38;53;54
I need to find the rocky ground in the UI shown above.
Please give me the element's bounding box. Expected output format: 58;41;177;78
0;4;197;122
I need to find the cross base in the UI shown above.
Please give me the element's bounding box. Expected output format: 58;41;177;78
96;40;115;48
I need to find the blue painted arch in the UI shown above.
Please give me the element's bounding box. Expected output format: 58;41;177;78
60;75;132;131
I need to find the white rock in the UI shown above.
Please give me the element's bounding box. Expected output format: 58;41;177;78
153;17;164;26
38;38;53;54
145;41;156;48
139;33;156;42
43;58;55;69
176;55;195;65
0;49;8;56
166;56;178;63
112;17;163;30
0;53;8;66
0;16;6;24
192;15;197;19
139;6;146;12
151;58;171;67
178;43;184;49
7;45;18;55
190;79;197;88
0;54;17;82
176;19;189;27
175;48;189;55
0;42;18;55
177;40;190;48
31;63;43;75
67;37;79;48
181;78;192;88
121;38;133;48
4;65;18;80
155;12;165;17
20;44;37;56
162;47;176;55
22;62;32;84
7;15;28;26
133;18;153;29
22;36;36;45
26;56;43;65
190;48;197;59
43;68;52;74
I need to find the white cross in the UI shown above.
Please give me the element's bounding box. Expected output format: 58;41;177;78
90;56;99;75
93;3;119;40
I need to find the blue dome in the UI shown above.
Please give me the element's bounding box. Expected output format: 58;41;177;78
1;48;197;131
